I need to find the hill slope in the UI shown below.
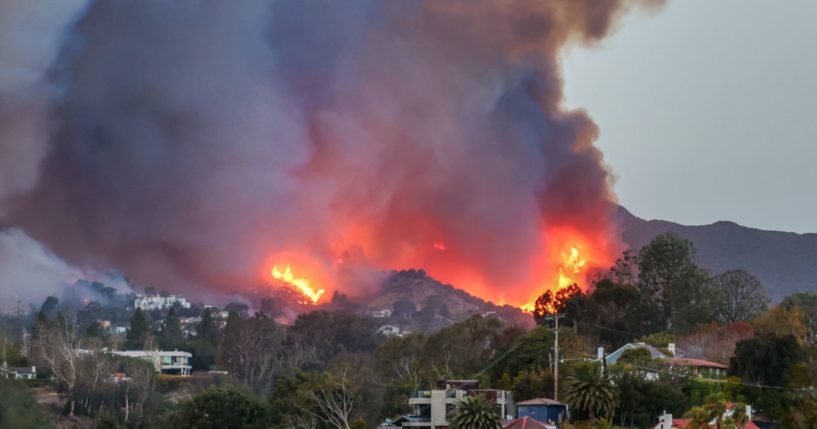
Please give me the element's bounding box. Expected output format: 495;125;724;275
617;207;817;300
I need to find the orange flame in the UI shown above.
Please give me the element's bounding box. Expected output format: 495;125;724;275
271;265;326;304
557;246;587;289
520;244;592;313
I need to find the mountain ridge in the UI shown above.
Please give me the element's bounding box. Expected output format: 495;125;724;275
616;206;817;300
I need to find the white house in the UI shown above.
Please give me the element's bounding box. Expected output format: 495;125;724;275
111;350;193;376
377;325;402;337
134;294;191;311
370;309;393;318
0;362;36;380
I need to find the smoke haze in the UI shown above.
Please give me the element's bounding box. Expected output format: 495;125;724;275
0;0;661;306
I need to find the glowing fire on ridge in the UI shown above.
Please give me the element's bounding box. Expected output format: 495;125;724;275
271;265;326;304
557;246;587;289
520;245;591;313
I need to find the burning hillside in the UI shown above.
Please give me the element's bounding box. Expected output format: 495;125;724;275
0;1;658;309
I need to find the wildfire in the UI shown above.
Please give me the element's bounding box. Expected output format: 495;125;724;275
271;265;326;304
557;246;587;289
520;245;591;313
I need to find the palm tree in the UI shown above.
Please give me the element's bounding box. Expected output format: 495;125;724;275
561;363;617;420
726;403;749;429
592;417;616;429
684;406;713;429
449;394;502;429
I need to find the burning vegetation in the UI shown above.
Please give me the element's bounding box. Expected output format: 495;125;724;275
0;0;652;309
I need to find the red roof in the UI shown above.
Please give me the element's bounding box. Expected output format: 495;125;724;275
503;417;552;429
665;357;728;369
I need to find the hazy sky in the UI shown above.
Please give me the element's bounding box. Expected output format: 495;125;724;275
563;0;817;233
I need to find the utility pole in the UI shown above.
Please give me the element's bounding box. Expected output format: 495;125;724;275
545;313;565;401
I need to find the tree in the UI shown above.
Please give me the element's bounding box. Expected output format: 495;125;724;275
0;379;54;428
713;270;770;323
780;291;817;344
221;313;285;394
269;370;361;429
31;315;85;416
532;284;582;324
753;306;808;345
729;334;803;387
587;278;646;344
511;369;553;402
637;233;717;333
119;357;155;422
448;394;502;429
169;387;268;429
197;307;220;346
305;369;357;429
561;363;617;420
683;395;747;429
125;308;152;350
159;307;185;350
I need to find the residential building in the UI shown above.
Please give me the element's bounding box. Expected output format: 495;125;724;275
134;294;191;311
603;342;727;380
504;416;555;429
665;357;728;379
378;324;403;337
604;342;672;365
111;350;193;376
655;405;759;429
106;324;128;335
405;380;513;428
370;309;393;318
0;362;36;380
516;398;568;426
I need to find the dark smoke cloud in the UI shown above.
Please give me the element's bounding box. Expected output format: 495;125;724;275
0;0;661;304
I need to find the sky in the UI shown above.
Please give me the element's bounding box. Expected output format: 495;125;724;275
563;0;817;234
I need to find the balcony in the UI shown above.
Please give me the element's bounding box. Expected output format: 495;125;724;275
408;390;432;405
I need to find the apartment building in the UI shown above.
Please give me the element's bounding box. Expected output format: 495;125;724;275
404;380;513;428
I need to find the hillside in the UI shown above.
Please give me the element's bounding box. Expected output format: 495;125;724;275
325;269;534;333
617;207;817;301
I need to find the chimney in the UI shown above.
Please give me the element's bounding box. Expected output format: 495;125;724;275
745;404;752;420
659;412;673;429
667;343;676;357
597;347;604;360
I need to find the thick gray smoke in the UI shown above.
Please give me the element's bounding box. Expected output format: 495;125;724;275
0;0;660;305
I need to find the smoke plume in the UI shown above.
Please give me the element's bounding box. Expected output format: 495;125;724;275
0;0;660;306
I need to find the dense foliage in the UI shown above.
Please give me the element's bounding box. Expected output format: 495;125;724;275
0;232;815;426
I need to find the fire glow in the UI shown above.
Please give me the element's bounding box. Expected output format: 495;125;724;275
271;265;325;304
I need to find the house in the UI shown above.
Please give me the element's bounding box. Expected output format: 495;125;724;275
504;416;555;429
655;405;760;429
370;309;393;318
111;350;193;376
405;380;514;428
134;294;191;311
378;325;403;337
604;342;727;380
516;398;568;426
0;362;36;380
106;324;128;335
604;342;672;365
665;357;728;379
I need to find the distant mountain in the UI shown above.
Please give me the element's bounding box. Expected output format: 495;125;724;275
617;207;817;301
